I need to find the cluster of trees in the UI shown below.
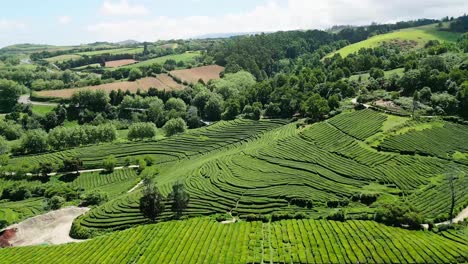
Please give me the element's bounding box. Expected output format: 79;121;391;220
9;123;116;154
0;79;26;112
139;177;189;222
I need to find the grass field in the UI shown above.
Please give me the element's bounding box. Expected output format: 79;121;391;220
117;51;201;69
30;104;55;116
77;47;143;56
1;218;466;263
35;75;184;99
328;23;462;58
170;65;224;84
349;68;405;82
72;63;101;70
43;47;143;63
45;54;82;63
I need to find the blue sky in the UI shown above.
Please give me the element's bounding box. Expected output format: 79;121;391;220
1;0;467;47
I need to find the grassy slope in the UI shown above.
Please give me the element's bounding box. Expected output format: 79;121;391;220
329;23;461;58
349;68;405;82
30;105;55;116
76;47;143;56
116;51;201;69
45;54;82;63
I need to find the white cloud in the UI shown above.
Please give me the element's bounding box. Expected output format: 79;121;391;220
87;0;468;42
100;0;149;16
58;16;71;25
0;19;26;31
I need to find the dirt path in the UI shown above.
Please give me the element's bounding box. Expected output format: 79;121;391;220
351;97;370;108
128;180;144;193
5;206;90;247
436;206;468;226
18;94;58;106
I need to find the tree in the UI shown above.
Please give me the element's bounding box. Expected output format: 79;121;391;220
71;90;110;113
328;94;340;110
81;191;108;206
457;81;468;118
204;95;223;121
165;98;187;112
19;129;48;154
45;195;65;210
163;118;187;136
186;106;201;128
221;99;240;120
301;94;330;121
445;169;463;224
38;162;56;179
128;68;143;81
127;122;157;140
169;182;189;218
103;155;117;173
139;177;165;222
412;91;420;119
43;112;59;131
0;136;8;155
62;157;83;174
398;70;421;96
369;67;385;79
0;79;23;112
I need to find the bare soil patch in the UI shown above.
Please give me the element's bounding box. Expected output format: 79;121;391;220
2;206;89;247
374;99;402;111
36;75;184;99
170;65;224;84
105;59;138;68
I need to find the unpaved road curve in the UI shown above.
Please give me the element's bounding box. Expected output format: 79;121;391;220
18;94;58;106
5;206;89;247
436;206;468;226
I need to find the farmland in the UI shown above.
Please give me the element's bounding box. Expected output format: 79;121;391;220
1;11;467;263
1;218;467;263
117;51;201;69
104;59;138;68
35;75;184;99
170;65;224;84
328;23;462;57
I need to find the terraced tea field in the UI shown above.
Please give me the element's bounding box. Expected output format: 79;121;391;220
4;109;468;262
58;110;468;236
1;218;466;263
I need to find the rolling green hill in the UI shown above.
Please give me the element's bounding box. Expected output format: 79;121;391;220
328;23;462;58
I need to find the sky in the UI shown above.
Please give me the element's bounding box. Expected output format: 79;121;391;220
0;0;467;48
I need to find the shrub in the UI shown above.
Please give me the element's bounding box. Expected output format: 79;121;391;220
244;214;268;222
81;191;109;206
326;199;349;208
103;155;117;173
374;202;424;229
45;196;65;210
163;118;187;136
128;122;157;141
144;155;154;166
271;212;293;221
327;209;346;221
0;220;8;229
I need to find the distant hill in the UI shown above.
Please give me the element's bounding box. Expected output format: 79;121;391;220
193;32;267;39
327;22;463;58
116;40;140;45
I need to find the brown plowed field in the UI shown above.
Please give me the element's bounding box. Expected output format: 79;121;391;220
170;65;224;84
105;59;138;68
36;74;184;99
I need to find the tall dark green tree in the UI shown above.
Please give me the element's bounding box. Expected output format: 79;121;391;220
169;182;190;218
139;177;165;222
